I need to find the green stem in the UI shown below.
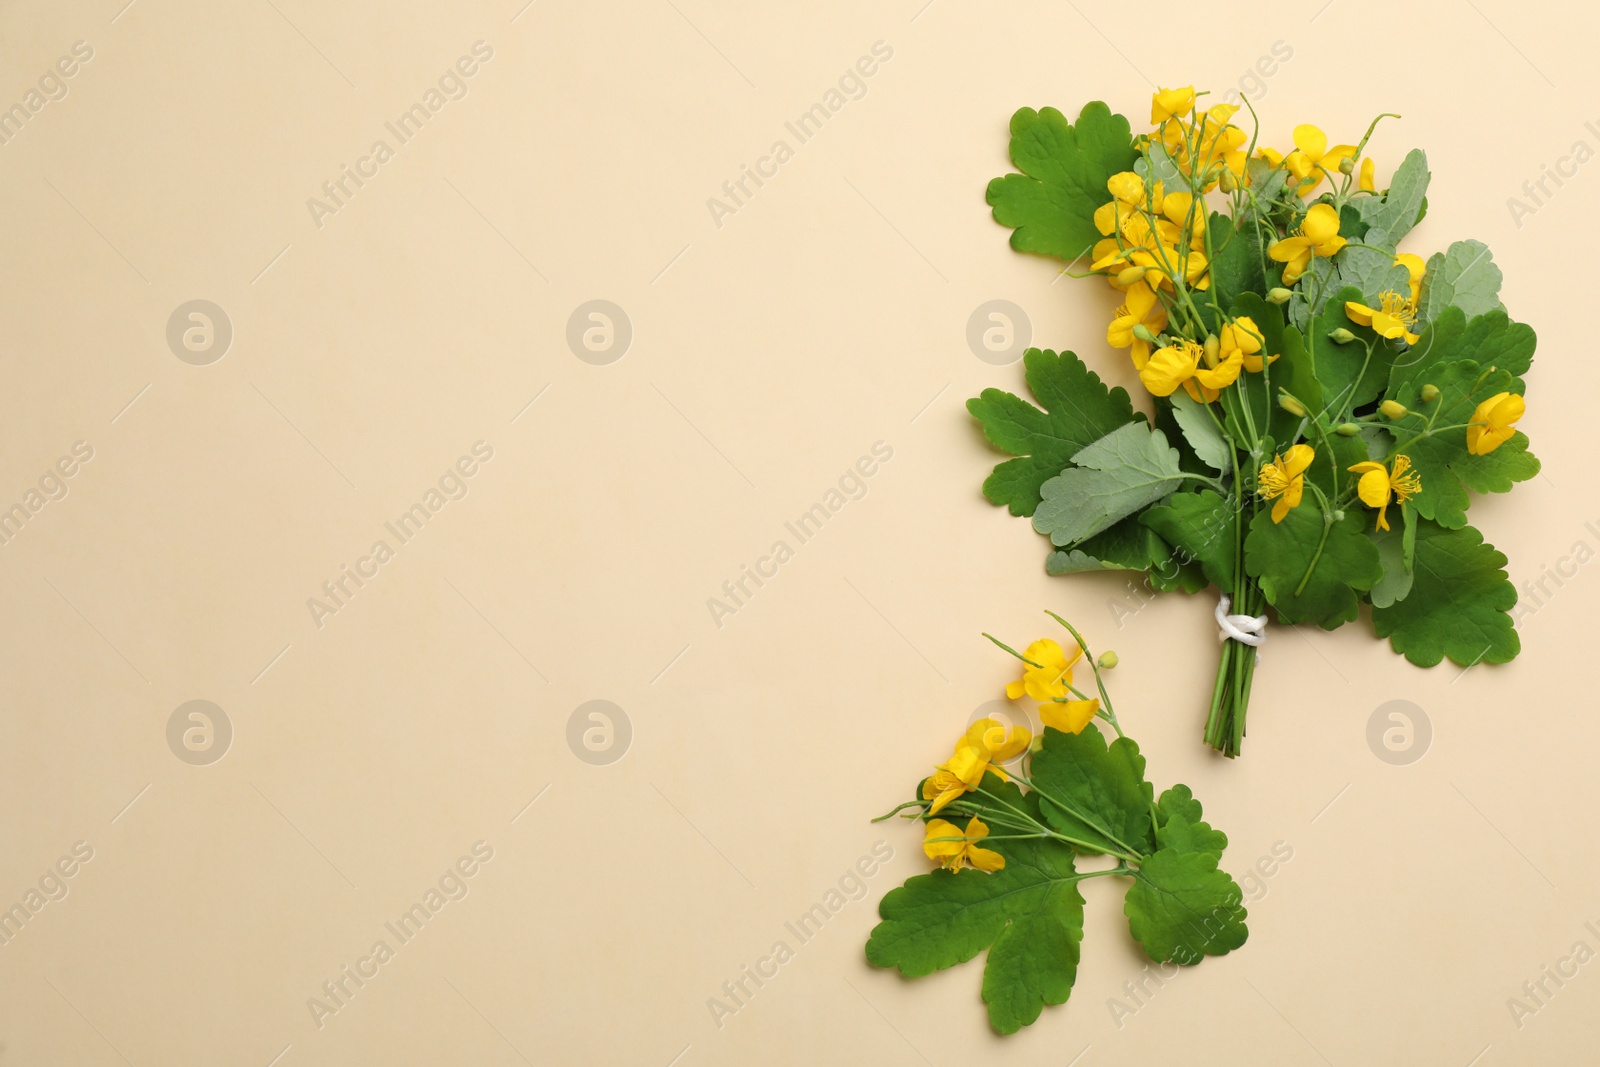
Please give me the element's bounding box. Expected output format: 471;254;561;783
871;800;929;822
1293;485;1336;598
983;632;1043;669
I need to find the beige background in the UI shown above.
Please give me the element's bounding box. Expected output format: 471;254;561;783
1;0;1595;1063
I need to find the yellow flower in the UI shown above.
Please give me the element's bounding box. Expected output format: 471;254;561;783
1258;445;1315;523
923;816;1005;873
1344;253;1426;344
921;718;1031;814
1283;124;1357;196
1268;203;1346;285
1151;86;1195;125
1359;156;1376;192
1467;392;1526;455
1158;103;1248;188
1221;316;1277;373
1349;455;1421;532
1004;639;1080;702
1106;280;1167;370
1139;338;1242;403
1345;291;1420;345
1092;171;1153;248
1040;698;1100;735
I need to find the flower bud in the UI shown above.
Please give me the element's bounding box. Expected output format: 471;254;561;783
1266;287;1293;305
1202;334;1220;367
1278;394;1307;417
1420;383;1440;403
1097;651;1119;669
1335;422;1361;437
1338;156;1356;175
1329;328;1357;344
1115;265;1147;288
1219;168;1239;193
1380;399;1407;419
1029;734;1044;754
1332;509;1346;522
1132;324;1158;343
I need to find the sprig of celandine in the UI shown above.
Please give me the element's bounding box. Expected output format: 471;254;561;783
969;83;1536;755
865;615;1248;1034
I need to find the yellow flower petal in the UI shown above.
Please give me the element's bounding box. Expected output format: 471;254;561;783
922;773;966;815
1356;467;1392;509
1467;391;1526;454
985;725;1032;763
1151;86;1195;124
1345;300;1376;327
1301;203;1342;244
923;819;966;860
1140;342;1199;397
1040;698;1099;735
1292;124;1328;161
1283;444;1316;478
1192;345;1243;390
1268;235;1311;263
967;846;1006;873
1107;171;1145;204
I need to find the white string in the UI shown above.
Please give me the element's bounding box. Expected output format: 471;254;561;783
1215;594;1267;663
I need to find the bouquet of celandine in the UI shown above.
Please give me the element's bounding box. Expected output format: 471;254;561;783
970;86;1536;755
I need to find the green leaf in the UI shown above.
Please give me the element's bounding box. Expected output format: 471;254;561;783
1155;784;1203;825
866;810;1087;1034
1045;516;1172;575
1388;307;1535;397
1148;556;1208;594
1157;813;1230;860
1330;228;1412;311
1371;519;1521;667
1167;390;1231;472
968;348;1141;517
1154;786;1228;860
1300;411;1370;503
1417;239;1504;324
1207;213;1273;311
1140;489;1237;591
1033;423;1186;546
1029;724;1156;858
1357;148;1430;242
986;103;1139;263
1390;359;1539;529
1307;285;1391;411
1135;142;1186;187
1244;506;1383;627
1243;156;1289;210
1366;505;1415;609
1124;848;1248;965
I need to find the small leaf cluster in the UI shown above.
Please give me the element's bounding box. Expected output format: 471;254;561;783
866;726;1247;1034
